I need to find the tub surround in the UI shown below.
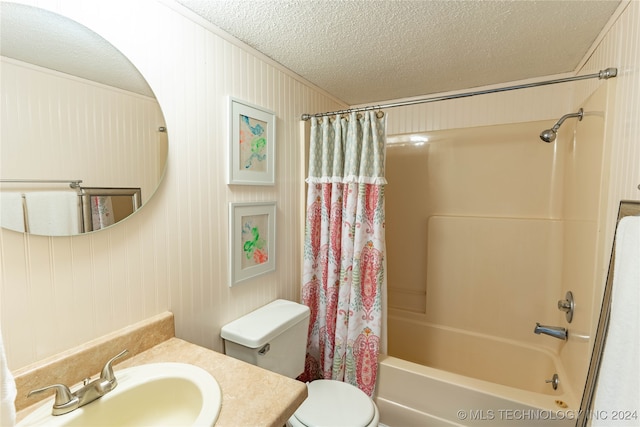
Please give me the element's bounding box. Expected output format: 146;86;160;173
375;355;574;427
14;312;308;427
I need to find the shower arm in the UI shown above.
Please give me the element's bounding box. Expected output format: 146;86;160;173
551;109;584;131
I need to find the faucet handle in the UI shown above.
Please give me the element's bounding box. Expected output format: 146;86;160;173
27;384;73;406
557;291;575;323
100;349;129;382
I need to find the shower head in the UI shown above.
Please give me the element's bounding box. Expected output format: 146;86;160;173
539;108;584;143
540;128;558;143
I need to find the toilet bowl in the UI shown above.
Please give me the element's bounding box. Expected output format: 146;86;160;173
221;299;380;427
287;380;379;427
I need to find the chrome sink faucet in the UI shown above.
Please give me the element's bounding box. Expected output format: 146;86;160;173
534;323;568;340
27;349;128;416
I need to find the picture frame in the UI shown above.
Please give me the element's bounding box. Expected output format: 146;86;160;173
229;201;276;286
228;97;276;185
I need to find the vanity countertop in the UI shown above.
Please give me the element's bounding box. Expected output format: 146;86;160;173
115;337;308;427
14;312;307;427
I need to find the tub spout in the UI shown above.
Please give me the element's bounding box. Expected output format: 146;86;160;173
534;323;568;340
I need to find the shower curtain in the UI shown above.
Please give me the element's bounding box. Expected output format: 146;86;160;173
301;111;387;396
91;195;114;230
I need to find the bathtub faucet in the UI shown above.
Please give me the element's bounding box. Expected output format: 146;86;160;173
534;323;568;340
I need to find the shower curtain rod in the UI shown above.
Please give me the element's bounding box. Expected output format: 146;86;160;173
0;179;83;188
300;67;618;121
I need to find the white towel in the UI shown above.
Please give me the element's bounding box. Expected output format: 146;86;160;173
0;331;16;427
0;192;25;232
24;191;81;236
592;216;640;426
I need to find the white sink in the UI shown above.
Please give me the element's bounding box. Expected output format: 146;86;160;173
17;362;222;427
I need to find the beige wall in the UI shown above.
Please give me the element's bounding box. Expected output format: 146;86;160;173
558;85;610;399
386;121;568;344
1;0;638;378
578;0;640;330
0;0;344;370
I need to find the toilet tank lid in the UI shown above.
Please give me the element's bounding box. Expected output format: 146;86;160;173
221;299;310;348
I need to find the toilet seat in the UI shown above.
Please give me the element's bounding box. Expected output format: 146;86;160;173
289;380;378;427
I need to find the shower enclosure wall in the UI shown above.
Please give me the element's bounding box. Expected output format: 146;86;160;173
377;85;609;425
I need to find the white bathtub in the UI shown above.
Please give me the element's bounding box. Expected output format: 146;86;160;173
375;320;578;426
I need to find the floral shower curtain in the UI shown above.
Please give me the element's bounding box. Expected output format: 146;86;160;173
301;111;386;396
91;195;114;230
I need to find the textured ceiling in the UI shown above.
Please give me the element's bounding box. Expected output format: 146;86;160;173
177;0;621;105
0;1;622;105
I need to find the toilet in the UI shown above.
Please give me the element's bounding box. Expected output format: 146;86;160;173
221;299;380;427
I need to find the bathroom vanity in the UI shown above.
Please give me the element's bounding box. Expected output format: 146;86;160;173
13;312;307;427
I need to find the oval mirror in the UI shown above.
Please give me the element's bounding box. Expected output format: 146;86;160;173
0;2;167;236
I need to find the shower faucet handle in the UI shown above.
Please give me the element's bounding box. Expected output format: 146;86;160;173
558;300;571;311
557;291;574;323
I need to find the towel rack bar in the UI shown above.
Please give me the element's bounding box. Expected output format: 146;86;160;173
0;179;83;188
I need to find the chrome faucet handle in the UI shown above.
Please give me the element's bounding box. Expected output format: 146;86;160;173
557;291;575;323
558;300;571;310
100;349;129;382
27;384;74;406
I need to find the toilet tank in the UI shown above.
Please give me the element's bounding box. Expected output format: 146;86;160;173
221;299;310;378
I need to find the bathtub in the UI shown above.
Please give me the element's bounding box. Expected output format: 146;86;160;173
375;317;578;426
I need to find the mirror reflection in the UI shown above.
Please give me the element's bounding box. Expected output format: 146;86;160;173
0;2;167;236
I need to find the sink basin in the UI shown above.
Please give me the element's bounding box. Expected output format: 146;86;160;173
17;362;221;427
